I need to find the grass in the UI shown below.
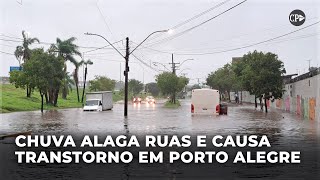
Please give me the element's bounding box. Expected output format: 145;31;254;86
0;84;123;113
164;100;181;108
112;91;123;102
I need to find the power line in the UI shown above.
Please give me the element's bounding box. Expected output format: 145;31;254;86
0;34;23;40
83;39;124;53
95;0;122;51
0;37;124;50
147;0;248;47
0;43;17;47
171;21;320;55
147;0;232;43
132;22;319;56
0;50;14;55
131;17;319;54
138;32;319;55
131;53;160;72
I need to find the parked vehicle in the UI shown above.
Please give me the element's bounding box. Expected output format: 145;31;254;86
133;97;142;103
191;89;225;115
83;91;113;111
145;96;156;104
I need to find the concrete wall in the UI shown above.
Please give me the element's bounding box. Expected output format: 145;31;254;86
231;74;320;121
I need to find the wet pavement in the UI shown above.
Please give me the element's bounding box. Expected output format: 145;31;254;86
0;99;319;179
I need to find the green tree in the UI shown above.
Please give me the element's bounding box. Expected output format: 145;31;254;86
206;63;236;101
128;79;144;96
89;76;116;91
14;30;40;97
236;50;286;112
156;72;189;104
60;72;75;98
145;82;160;97
11;49;65;110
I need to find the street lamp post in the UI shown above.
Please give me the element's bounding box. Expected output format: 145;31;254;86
178;59;194;68
85;30;169;117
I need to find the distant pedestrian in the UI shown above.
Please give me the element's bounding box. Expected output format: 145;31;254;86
234;93;239;104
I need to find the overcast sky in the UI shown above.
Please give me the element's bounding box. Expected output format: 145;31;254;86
1;0;319;84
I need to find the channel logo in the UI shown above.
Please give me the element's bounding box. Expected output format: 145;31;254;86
289;9;305;26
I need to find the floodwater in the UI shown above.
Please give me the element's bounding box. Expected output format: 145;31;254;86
0;99;319;179
1;99;318;136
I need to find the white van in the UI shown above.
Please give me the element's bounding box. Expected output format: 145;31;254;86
83;91;113;111
191;89;220;115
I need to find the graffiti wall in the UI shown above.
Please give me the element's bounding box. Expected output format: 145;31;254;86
231;74;320;121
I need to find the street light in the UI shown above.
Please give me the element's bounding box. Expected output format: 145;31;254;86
84;29;169;117
178;59;194;68
130;29;170;54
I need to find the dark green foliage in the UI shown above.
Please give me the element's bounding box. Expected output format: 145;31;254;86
156;72;189;103
89;76;116;91
145;82;160;97
128;79;144;95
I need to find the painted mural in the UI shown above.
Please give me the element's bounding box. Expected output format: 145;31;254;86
280;95;316;120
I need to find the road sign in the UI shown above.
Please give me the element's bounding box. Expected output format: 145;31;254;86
10;66;22;72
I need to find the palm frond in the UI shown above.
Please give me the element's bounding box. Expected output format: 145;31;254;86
66;55;78;66
30;37;40;44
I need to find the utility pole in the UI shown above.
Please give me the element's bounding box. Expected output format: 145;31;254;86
169;54;180;74
124;37;129;117
307;59;311;71
120;63;122;82
85;29;168;117
169;53;180;104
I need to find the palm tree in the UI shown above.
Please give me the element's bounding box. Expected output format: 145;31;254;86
14;30;40;97
50;37;81;61
81;59;93;103
69;57;84;102
49;37;81;105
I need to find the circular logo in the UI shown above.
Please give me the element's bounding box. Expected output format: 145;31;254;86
289;9;305;26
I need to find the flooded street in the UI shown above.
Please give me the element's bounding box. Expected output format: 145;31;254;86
1;99;319;137
1;99;319;179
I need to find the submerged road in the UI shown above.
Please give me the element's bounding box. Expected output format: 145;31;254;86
0;99;319;179
0;99;319;136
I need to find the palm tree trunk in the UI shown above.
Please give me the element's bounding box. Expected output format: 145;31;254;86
76;84;80;102
40;91;44;113
28;86;32;97
26;85;29;97
45;92;49;104
53;87;60;106
81;67;87;103
62;84;68;99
